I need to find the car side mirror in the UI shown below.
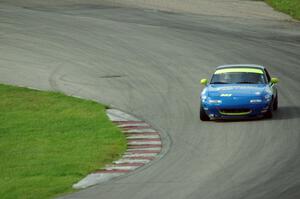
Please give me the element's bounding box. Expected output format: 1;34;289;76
200;79;208;85
271;77;279;84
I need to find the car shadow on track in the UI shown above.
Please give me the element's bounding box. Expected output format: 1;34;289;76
272;106;300;120
213;106;300;123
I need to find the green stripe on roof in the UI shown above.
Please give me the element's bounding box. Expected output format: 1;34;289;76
215;68;264;74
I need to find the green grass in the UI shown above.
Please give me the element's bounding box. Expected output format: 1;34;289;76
0;84;126;199
265;0;300;20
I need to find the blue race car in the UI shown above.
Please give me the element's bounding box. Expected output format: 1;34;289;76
200;65;279;121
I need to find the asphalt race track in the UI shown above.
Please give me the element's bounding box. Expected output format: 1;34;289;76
0;2;300;199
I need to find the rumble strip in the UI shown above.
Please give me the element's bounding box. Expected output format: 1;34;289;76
72;109;162;189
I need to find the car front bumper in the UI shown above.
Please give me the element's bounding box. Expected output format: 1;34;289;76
202;102;271;120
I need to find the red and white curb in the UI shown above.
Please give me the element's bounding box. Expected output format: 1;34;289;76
72;109;162;189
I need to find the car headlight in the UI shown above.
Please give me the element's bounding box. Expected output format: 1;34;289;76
250;99;262;103
208;99;222;104
264;94;272;102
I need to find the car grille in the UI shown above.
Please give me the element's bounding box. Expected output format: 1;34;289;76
219;108;252;116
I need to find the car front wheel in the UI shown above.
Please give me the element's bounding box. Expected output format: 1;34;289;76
264;102;273;119
200;104;210;121
273;95;278;111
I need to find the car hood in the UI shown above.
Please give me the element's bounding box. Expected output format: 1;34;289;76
206;84;267;98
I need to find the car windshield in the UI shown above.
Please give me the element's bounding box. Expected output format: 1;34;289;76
211;70;266;84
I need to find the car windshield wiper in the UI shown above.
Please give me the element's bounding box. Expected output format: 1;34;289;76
211;82;229;84
235;81;255;84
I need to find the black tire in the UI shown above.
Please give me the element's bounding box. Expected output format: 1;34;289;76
264;105;273;119
200;104;210;121
273;95;278;111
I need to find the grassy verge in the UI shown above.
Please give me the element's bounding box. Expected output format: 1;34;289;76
0;84;126;199
265;0;300;20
